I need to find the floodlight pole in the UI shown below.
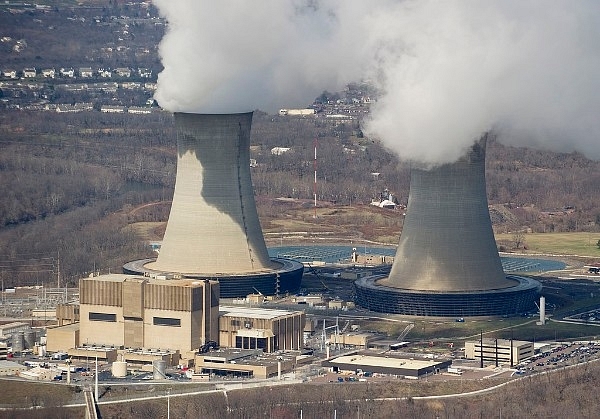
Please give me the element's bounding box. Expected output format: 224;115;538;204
95;355;98;401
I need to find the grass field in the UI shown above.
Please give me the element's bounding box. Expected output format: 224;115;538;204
496;232;600;258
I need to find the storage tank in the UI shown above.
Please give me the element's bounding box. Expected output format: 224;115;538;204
12;331;24;353
37;345;47;357
112;361;128;378
153;360;167;379
24;330;36;349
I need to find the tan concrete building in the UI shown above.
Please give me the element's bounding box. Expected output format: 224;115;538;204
194;348;296;379
219;306;305;352
55;303;79;326
323;353;451;378
0;360;28;376
46;323;80;353
329;332;378;348
465;338;534;366
77;274;219;355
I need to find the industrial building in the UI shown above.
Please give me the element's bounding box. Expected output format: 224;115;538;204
0;322;30;338
0;360;30;377
218;306;305;352
48;274;219;357
44;112;308;362
328;332;379;349
194;348;297;379
46;323;80;354
322;353;452;378
123;112;303;297
0;322;38;353
465;338;534;366
47;283;305;365
355;137;541;316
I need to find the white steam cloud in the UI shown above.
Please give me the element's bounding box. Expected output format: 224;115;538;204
152;0;373;114
154;0;600;164
363;0;600;164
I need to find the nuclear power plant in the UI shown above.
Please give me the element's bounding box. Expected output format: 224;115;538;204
355;137;541;316
124;112;303;297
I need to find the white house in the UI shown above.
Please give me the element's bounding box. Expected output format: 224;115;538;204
101;105;126;113
114;67;131;77
79;67;93;78
41;68;55;78
2;69;17;79
98;68;112;78
60;68;75;78
22;68;36;78
271;147;291;156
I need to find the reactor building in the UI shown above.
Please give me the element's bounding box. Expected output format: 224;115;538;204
124;112;303;297
354;136;541;316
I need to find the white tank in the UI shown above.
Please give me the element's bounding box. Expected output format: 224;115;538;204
112;361;128;378
153;360;167;379
37;345;47;357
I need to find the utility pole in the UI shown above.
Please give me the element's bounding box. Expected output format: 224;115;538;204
56;250;60;288
495;338;498;367
95;355;99;401
480;330;484;368
167;388;171;419
313;138;317;218
510;329;514;368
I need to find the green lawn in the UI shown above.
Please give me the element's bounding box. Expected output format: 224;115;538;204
496;232;600;258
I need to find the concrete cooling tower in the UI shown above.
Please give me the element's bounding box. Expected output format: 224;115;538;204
124;112;303;298
355;136;540;316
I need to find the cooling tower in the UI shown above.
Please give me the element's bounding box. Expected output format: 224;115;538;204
383;137;508;291
125;112;303;297
355;136;540;316
148;112;275;274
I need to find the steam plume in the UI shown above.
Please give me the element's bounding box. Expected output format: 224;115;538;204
153;0;373;114
364;0;600;164
153;1;600;164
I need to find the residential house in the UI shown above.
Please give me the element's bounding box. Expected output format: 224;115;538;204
2;70;17;79
101;105;126;113
79;67;93;78
60;68;75;78
127;106;152;114
271;147;291;156
22;68;36;78
98;68;112;78
114;67;131;77
41;68;56;78
55;102;93;113
138;68;152;78
121;82;141;90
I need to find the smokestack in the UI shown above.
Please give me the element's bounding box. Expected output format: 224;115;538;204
149;112;276;274
382;136;510;292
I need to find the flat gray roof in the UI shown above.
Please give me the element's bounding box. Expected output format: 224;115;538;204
220;305;302;320
328;354;444;371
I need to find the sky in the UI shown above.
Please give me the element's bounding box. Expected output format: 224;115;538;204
153;0;600;164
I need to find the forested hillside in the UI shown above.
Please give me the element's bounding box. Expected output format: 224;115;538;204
0;109;599;287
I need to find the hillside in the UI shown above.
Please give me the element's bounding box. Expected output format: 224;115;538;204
0;109;599;287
